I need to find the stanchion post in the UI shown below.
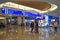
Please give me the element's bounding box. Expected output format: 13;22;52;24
34;20;36;33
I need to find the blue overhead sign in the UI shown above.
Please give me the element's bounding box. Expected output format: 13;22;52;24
1;7;43;18
23;11;40;18
1;8;23;16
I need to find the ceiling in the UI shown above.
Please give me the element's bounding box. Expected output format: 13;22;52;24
14;1;51;11
0;0;60;17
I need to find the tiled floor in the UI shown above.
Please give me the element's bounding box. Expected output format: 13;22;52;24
0;25;60;40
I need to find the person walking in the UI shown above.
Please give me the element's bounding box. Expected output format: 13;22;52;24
35;21;39;33
54;22;58;33
30;21;34;32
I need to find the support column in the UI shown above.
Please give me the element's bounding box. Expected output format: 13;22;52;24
23;17;27;32
18;16;21;26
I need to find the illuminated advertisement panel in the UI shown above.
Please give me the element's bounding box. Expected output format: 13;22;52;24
44;14;59;26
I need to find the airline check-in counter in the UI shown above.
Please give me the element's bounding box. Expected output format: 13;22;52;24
0;7;43;26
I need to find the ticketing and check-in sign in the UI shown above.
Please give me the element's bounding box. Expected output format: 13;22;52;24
1;7;23;16
1;7;43;18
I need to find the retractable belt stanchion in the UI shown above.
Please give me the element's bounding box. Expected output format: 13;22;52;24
24;17;27;32
24;21;27;32
34;20;36;33
10;16;11;29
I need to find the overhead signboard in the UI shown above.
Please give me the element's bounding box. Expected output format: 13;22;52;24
1;7;43;18
1;7;23;16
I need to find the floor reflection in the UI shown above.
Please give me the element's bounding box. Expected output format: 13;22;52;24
38;28;49;40
0;25;60;40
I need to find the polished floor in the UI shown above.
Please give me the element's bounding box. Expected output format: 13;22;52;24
0;25;60;40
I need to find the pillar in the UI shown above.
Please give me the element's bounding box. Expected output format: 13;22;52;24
18;16;22;26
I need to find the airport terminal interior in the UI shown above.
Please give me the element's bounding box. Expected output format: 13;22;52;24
0;0;60;40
